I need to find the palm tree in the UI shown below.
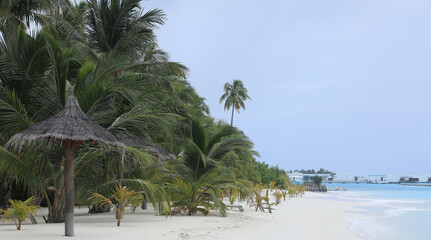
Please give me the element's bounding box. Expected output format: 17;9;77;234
177;118;253;181
219;79;251;126
0;196;40;230
166;118;255;216
86;0;165;60
89;184;143;226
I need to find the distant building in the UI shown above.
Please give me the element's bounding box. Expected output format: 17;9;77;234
399;176;410;183
353;176;365;182
399;176;419;183
288;172;303;184
333;174;430;183
288;173;333;184
368;175;388;183
303;174;332;183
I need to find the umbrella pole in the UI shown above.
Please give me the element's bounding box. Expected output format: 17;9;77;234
64;142;75;237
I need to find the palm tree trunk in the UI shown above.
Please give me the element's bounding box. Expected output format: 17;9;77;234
61;140;82;236
64;145;75;237
119;153;124;179
230;103;234;126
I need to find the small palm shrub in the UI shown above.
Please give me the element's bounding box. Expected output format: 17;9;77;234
0;196;40;230
274;191;283;205
228;188;240;205
299;185;306;196
89;184;144;226
252;192;264;212
282;191;287;201
262;190;275;213
269;181;276;192
168;175;226;217
288;186;298;199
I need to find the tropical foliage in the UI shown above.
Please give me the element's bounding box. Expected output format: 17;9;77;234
89;184;144;226
0;0;295;227
219;79;251;126
0;196;40;230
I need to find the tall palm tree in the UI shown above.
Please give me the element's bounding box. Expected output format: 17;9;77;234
219;79;251;126
86;0;164;60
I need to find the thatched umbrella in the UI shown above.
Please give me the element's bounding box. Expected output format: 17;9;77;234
7;88;125;237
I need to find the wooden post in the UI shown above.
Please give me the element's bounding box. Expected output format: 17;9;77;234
64;145;74;236
62;140;81;237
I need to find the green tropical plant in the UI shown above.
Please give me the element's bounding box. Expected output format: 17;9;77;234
168;174;226;216
0;196;40;230
313;175;323;186
269;180;276;192
0;0;285;234
227;188;240;205
299;185;306;196
281;191;287;201
288;186;297;199
275;190;283;205
219;79;251;126
262;189;275;213
86;0;164;59
252;192;264;212
176;118;253;181
89;183;144;226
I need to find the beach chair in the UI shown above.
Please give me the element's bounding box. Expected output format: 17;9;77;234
225;204;244;212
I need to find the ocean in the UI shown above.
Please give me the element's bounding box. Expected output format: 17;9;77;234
325;183;431;240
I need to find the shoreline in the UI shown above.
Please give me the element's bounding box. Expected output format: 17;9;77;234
0;192;365;240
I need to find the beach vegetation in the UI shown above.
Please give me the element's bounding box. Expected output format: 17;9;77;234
89;184;144;226
274;191;283;205
0;0;297;233
168;174;226;216
0;196;40;230
313;175;323;186
219;79;251;126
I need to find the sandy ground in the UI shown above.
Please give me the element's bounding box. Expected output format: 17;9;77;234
0;192;366;240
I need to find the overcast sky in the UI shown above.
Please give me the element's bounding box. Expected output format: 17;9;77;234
142;0;431;175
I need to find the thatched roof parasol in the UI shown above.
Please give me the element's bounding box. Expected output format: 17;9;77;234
7;88;124;237
7;90;124;149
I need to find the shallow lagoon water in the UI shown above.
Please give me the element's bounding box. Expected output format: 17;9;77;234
325;183;431;240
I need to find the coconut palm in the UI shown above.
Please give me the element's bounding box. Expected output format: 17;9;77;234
166;118;255;216
0;0;65;28
176;118;253;181
219;79;251;126
86;0;164;60
168;174;226;216
0;196;40;230
89;184;143;226
0;1;272;237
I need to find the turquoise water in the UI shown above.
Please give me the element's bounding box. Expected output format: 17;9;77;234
325;183;431;240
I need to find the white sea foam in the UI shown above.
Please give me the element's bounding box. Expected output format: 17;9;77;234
349;216;392;240
383;207;421;218
331;185;431;240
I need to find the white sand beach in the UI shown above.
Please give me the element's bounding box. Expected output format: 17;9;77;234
0;192;366;240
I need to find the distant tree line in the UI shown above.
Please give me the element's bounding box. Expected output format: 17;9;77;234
289;168;336;177
254;162;289;187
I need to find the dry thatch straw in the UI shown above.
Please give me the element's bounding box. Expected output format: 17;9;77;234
6;90;125;150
